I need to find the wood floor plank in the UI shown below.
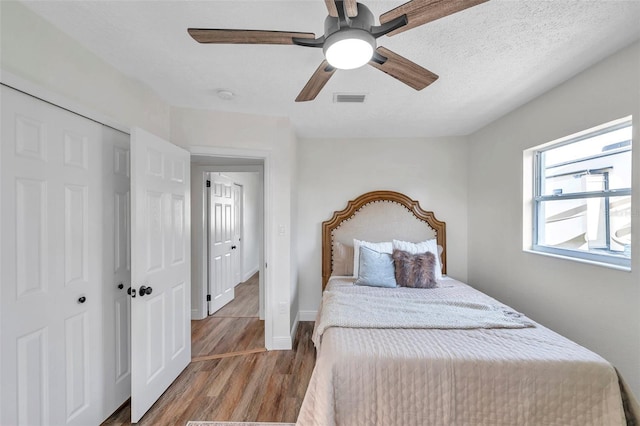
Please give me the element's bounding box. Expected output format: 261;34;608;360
230;352;278;420
256;371;286;423
213;273;259;318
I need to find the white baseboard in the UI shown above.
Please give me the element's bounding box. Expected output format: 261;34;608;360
191;308;206;320
271;311;300;350
271;336;292;350
242;267;259;282
290;311;299;340
299;310;317;322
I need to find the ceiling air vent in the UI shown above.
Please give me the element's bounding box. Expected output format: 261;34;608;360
333;93;367;103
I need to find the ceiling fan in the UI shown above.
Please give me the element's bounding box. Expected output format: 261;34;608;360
188;0;488;102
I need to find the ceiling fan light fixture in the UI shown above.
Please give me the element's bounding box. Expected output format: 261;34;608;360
323;29;375;70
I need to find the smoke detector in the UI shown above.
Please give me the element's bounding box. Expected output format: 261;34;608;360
216;89;235;100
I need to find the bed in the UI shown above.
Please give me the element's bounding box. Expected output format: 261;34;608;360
297;190;639;426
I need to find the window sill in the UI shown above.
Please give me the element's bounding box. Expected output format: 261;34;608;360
523;249;631;272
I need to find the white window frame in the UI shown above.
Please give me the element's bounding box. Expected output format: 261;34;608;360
532;117;632;268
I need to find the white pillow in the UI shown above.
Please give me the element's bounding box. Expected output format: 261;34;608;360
353;239;393;277
392;239;443;280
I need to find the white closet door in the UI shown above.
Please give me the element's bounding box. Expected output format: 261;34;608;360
102;126;132;418
1;86;104;426
130;127;191;423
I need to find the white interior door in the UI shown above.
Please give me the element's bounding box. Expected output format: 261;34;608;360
102;126;132;416
208;174;235;314
130;127;191;422
232;183;243;286
1;86;104;426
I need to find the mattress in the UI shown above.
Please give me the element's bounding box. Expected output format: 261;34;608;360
297;277;635;426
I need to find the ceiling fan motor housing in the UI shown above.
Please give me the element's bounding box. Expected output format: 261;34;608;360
323;2;377;69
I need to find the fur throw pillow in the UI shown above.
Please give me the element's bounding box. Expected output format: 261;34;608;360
392;249;438;288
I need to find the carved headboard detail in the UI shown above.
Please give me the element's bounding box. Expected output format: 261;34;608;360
321;190;446;289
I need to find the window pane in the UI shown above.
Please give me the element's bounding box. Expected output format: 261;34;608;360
536;196;631;258
544;125;632;167
541;145;631;196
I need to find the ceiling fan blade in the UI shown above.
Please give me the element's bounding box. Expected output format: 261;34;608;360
380;0;489;36
369;47;438;91
296;60;336;102
344;0;359;17
325;0;358;17
324;0;339;17
188;29;315;45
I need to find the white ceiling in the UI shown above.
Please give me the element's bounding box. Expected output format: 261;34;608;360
21;0;640;139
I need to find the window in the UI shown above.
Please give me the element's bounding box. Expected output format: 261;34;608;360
532;117;632;268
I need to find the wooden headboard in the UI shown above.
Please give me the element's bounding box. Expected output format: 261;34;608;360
321;190;446;289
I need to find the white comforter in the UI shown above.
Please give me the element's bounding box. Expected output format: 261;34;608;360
297;277;634;426
313;291;534;348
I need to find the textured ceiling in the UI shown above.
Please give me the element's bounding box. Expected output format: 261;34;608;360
20;0;640;139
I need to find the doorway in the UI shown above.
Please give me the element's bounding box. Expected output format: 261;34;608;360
189;156;267;357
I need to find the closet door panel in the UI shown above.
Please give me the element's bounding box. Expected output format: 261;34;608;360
64;312;90;421
16;327;49;425
15;178;48;297
101;125;132;419
1;86;103;426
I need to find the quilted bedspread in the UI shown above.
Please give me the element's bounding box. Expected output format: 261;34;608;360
297;277;635;426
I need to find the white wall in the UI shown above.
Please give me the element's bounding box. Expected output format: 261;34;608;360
171;106;298;348
289;135;300;331
467;41;640;398
0;2;170;139
296;137;469;317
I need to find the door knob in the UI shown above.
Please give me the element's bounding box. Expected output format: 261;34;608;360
128;287;136;298
78;296;86;304
117;283;124;290
139;286;153;296
231;245;237;250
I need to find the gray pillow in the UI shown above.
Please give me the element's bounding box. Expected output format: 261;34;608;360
355;245;398;288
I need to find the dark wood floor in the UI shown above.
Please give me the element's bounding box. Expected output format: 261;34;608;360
102;273;316;425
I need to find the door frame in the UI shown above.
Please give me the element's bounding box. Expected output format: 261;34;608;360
189;147;271;349
232;182;243;287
